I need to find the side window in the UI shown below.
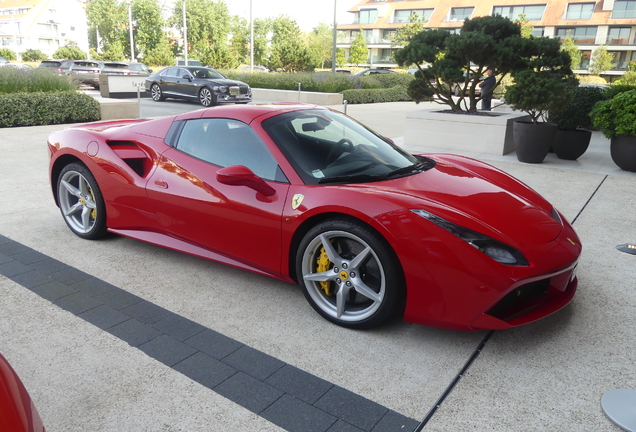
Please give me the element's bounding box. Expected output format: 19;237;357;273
166;68;180;77
175;118;285;182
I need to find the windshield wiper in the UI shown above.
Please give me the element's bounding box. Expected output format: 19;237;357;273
386;162;426;179
318;173;388;184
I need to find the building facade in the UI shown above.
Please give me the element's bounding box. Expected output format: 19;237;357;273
0;0;89;59
337;0;636;76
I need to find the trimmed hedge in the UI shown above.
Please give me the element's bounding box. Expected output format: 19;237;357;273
342;86;412;104
0;92;101;128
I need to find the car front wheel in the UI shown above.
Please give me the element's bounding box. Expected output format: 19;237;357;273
297;218;404;329
56;163;107;240
199;87;215;107
151;83;165;101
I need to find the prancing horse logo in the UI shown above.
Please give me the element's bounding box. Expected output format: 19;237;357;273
291;194;305;210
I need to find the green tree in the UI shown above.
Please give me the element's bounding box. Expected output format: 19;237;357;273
336;48;346;67
86;0;127;52
391;12;427;48
395;15;529;112
229;15;249;64
131;0;167;60
252;18;272;66
589;45;615;75
513;13;534;38
144;39;175;66
560;36;582;69
348;32;368;66
267;16;313;72
0;48;16;61
171;0;232;60
21;49;47;62
308;23;333;69
53;46;87;60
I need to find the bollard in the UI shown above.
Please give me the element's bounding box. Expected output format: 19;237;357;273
343;99;348;115
298;82;301;102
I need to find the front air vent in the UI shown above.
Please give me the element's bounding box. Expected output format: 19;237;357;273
107;140;151;177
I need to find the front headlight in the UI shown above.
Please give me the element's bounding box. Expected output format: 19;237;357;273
213;85;228;93
411;209;529;266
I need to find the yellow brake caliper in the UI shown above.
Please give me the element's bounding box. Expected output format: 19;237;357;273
89;188;97;220
316;246;332;295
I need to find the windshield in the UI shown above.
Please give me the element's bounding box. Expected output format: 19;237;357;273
189;68;225;79
263;109;423;185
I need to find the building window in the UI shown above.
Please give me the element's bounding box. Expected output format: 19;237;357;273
383;29;396;42
580;50;591;69
492;5;546;20
555;26;597;44
393;9;434;23
356;9;378;25
532;27;545;37
609;51;628;69
612;0;636;18
607;27;632;44
448;7;474;22
565;3;595;19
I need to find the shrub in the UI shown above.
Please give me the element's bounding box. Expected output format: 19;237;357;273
548;86;606;130
21;49;48;62
0;48;17;61
342;86;412;104
577;74;608;85
53;46;86;60
591;89;636;138
604;84;636;100
0;92;100;128
0;67;78;93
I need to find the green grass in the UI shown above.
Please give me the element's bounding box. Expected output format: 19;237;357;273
0;67;78;94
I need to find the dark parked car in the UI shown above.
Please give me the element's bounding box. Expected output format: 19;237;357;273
353;68;398;76
69;60;101;88
145;66;252;107
37;59;74;75
99;61;152;76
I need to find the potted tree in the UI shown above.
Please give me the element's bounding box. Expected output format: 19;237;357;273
548;86;606;160
504;38;578;163
590;89;636;172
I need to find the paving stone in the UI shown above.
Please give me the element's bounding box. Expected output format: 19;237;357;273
138;334;198;367
78;304;130;329
184;329;243;360
214;372;284;414
315;387;389;432
152;312;207;341
71;278;118;297
27;258;70;275
94;287;143;310
53;291;103;315
10;249;49;265
266;365;334;405
121;300;170;324
0;234;11;244
222;345;285;381
327;420;365;432
262;394;337;432
370;411;419;432
107;319;162;347
30;280;77;301
0;252;12;264
0;260;31;277
51;267;92;285
0;241;29;255
9;270;52;289
173;352;237;389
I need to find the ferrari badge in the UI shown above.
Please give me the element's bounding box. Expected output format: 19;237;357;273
291;194;305;210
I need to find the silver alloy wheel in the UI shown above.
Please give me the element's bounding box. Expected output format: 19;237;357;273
58;169;98;235
151;83;163;101
301;230;386;323
199;87;213;107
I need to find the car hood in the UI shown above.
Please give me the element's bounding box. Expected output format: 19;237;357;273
198;78;248;87
365;154;562;248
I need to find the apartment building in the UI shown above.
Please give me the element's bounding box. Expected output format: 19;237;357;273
337;0;636;76
0;0;89;59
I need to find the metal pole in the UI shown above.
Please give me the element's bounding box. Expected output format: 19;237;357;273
250;0;254;70
183;0;188;66
127;1;134;61
331;0;337;73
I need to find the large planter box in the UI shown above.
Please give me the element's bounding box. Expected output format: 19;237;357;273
99;74;149;99
404;109;531;156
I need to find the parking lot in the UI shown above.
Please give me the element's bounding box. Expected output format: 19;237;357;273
1;98;635;431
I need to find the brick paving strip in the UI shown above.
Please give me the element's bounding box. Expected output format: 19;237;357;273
0;234;420;432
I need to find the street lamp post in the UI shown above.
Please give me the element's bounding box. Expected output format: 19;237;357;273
127;0;134;61
183;0;188;66
332;0;337;73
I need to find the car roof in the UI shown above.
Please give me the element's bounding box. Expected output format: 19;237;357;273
174;102;327;124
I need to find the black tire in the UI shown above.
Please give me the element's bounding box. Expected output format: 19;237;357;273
199;87;216;107
296;218;404;329
56;163;107;240
151;83;165;101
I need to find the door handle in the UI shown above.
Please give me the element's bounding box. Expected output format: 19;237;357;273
154;179;168;189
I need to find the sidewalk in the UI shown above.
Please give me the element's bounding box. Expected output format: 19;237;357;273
1;103;635;432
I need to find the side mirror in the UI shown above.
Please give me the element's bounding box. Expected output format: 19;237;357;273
182;74;191;80
216;165;275;197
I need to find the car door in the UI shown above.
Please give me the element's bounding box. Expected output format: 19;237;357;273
174;68;197;98
146;118;290;275
158;67;180;96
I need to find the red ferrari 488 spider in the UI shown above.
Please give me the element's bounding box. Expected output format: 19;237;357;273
48;103;581;330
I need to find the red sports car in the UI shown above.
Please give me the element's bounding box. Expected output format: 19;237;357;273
48;103;581;330
0;354;46;432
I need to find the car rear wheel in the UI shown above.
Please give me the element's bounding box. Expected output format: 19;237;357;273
199;87;215;107
56;163;107;240
297;218;404;329
151;83;165;101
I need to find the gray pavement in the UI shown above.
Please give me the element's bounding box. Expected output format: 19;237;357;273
1;100;635;431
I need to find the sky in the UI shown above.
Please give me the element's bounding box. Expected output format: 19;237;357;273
225;0;362;32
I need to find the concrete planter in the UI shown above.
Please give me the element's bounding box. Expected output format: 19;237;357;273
513;121;557;164
611;135;636;172
404;109;530;156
